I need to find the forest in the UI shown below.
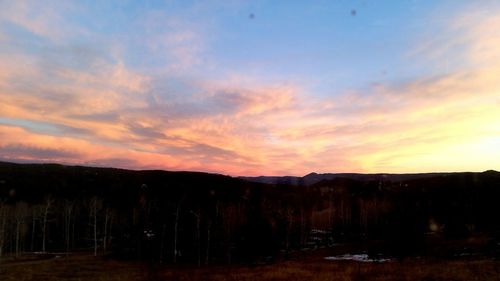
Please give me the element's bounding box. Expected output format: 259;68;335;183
1;161;500;264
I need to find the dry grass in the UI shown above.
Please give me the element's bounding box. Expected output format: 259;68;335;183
162;257;500;281
2;253;500;281
1;254;151;281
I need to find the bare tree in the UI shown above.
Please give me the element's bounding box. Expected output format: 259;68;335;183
103;208;114;252
89;197;102;257
14;202;29;256
190;209;201;267
0;202;10;258
222;203;240;265
30;205;41;252
173;194;185;264
285;207;294;256
41;197;54;253
94;201;97;256
205;219;211;266
328;187;334;234
63;200;74;254
159;223;166;263
299;204;307;247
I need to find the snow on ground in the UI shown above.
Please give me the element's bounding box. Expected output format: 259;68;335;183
324;253;391;263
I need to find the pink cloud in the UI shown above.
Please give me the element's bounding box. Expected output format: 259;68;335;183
0;1;85;42
1;3;500;176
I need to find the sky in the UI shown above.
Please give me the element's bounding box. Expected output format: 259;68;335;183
0;0;499;176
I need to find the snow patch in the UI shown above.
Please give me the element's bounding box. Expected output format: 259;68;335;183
324;253;391;263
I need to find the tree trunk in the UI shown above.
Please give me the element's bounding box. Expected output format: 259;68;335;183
173;205;180;264
42;212;46;253
31;211;36;252
159;223;166;263
173;195;186;264
15;219;20;256
65;203;73;254
285;209;293;257
94;200;97;257
72;212;76;250
205;220;211;266
190;210;201;267
103;210;108;252
0;205;6;258
196;214;201;267
42;198;53;253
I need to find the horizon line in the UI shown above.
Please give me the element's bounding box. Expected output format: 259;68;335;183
0;159;496;178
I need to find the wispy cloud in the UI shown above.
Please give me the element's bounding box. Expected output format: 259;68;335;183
0;2;499;175
0;0;85;42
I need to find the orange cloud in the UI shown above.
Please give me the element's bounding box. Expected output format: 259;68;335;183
1;4;500;176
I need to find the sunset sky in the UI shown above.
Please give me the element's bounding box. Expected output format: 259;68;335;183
0;1;499;176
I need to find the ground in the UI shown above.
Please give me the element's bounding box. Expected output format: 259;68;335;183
2;252;500;281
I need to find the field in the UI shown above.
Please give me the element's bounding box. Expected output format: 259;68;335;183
2;252;500;281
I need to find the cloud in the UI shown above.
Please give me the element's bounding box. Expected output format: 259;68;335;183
139;10;208;72
0;144;81;160
84;158;139;169
208;85;297;116
0;2;499;176
0;1;84;42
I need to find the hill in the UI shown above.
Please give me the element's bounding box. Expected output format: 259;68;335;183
240;172;460;186
1;161;500;264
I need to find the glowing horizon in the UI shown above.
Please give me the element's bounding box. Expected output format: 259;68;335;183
1;1;499;176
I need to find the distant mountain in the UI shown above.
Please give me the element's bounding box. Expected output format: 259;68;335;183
0;161;251;203
1;161;493;187
240;172;472;186
238;175;304;186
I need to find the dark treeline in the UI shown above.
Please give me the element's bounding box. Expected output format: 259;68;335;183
1;161;500;263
